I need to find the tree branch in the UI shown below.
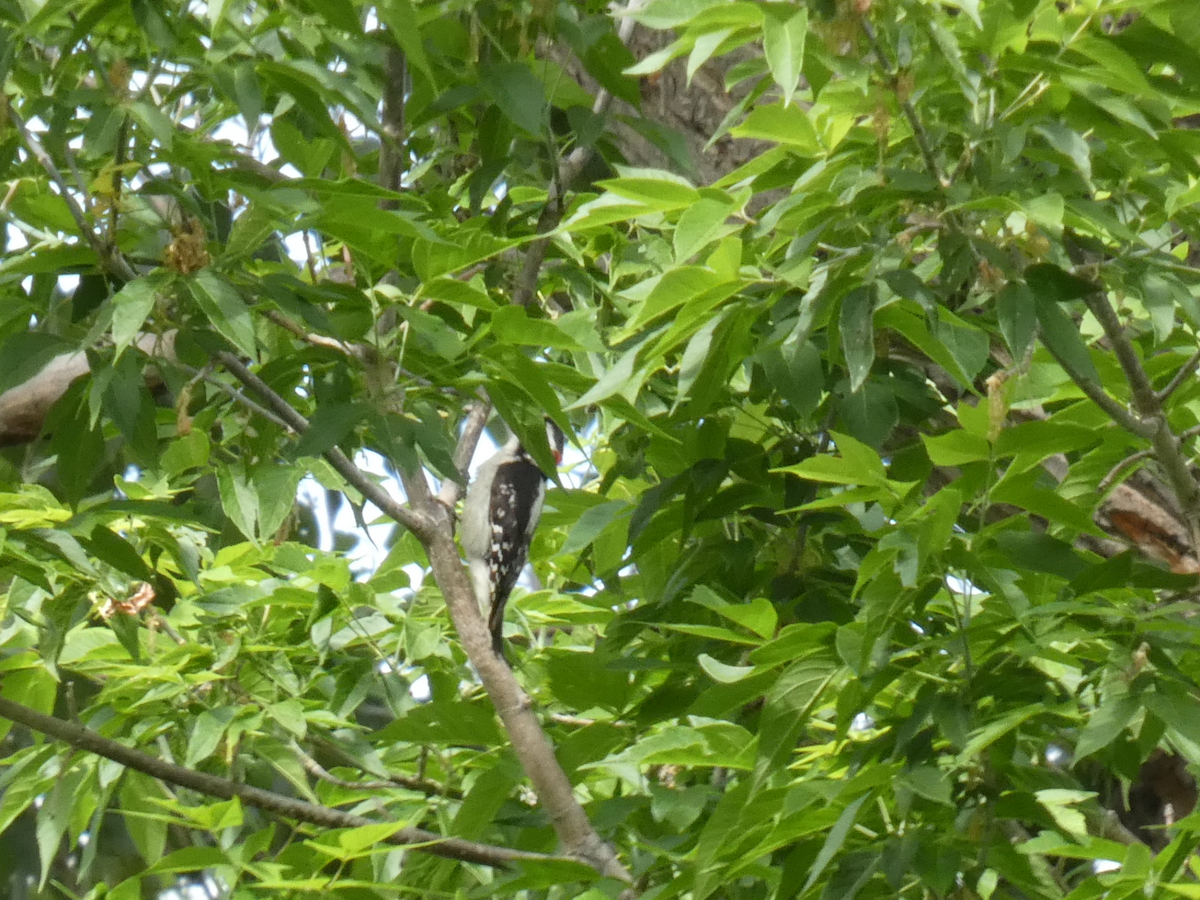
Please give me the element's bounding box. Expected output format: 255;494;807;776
1039;337;1155;438
0;695;552;869
437;397;492;510
1157;346;1200;403
292;739;460;798
511;1;644;307
1082;290;1200;554
0;332;176;447
860;18;946;189
214;351;431;538
378;44;407;207
7;99;136;282
419;523;630;881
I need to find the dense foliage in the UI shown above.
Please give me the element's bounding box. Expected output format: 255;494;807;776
3;0;1200;898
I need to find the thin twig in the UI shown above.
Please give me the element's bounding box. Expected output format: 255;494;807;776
263;309;363;359
1157;347;1200;402
860;18;946;188
511;2;643;307
215;351;430;537
1039;337;1154;438
0;694;553;868
8;104;97;251
291;740;458;797
548;713;630;728
178;362;296;433
7;100;137;282
1082;291;1200;553
1099;450;1151;493
437;397;492;509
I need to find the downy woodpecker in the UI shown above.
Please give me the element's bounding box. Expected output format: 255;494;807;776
461;419;565;656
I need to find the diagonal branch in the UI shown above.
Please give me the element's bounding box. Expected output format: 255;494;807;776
215;351;431;538
362;21;626;879
1156;346;1200;403
859;18;945;189
1081;291;1200;553
7;99;136;283
511;0;645;308
437;396;492;510
1040;337;1154;439
419;522;630;880
0;695;551;869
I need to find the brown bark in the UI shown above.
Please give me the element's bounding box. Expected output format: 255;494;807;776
0;332;174;447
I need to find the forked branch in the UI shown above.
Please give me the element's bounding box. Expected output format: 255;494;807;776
0;695;552;869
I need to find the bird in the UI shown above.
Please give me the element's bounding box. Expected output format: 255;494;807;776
460;418;565;656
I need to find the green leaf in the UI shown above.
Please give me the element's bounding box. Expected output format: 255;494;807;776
292;402;370;460
207;0;232;32
216;463;260;543
698;653;755;683
674;310;725;413
187;707;236;766
922;430;990;466
996;283;1037;357
942;0;981;28
901;766;953;805
129;100;175;149
568;344;641;409
883;270;938;313
776;455;882;488
150;846;232;874
0;333;73;396
933;311;988;381
755;653;838;783
1036;297;1099;383
81;525;152;581
1035;789;1093;841
267;698;307;738
1025;263;1101;303
731;101;821;152
835;376;902;451
560;500;633;555
190;270;257;359
490;306;584;350
1035;122;1091;181
762;6;807;107
376;0;435;84
804;794;870;892
674;195;736;261
599;172;701;209
1074;692;1140;759
119;772;169;866
253;464;304;543
483;61;546;136
620;267;733;335
992;531;1088;579
452;766;518;840
632;0;731;29
839;286;876;393
111;279;157;358
1145;687;1200;747
310;820;414;860
37;764;87;888
410;228;514;280
994;420;1099;472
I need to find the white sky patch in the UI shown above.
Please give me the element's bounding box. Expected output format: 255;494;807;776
7;225;28;250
